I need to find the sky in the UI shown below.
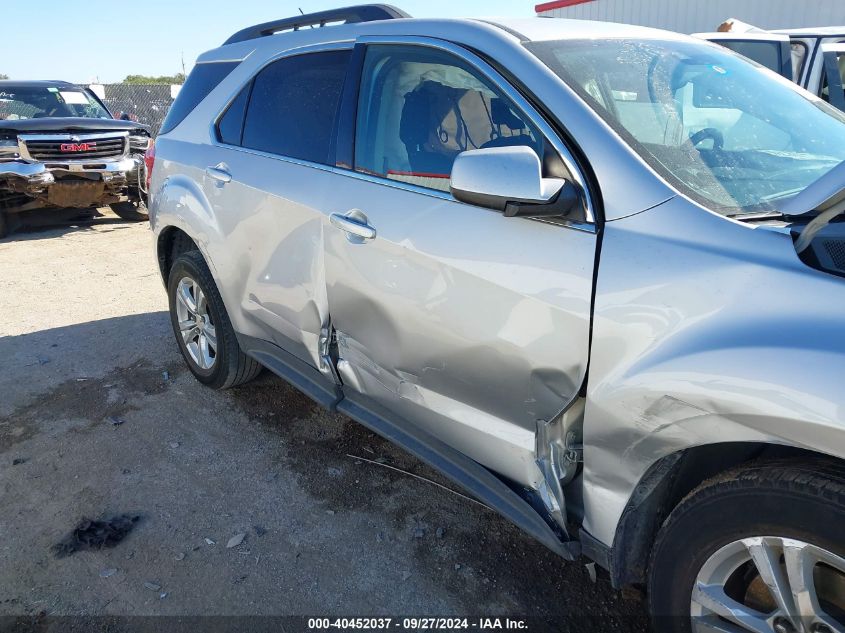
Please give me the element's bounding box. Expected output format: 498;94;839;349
0;1;537;83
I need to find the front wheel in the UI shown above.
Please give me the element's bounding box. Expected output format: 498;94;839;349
649;460;845;633
110;200;149;221
167;251;262;389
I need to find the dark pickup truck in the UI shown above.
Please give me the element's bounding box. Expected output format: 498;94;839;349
0;80;152;237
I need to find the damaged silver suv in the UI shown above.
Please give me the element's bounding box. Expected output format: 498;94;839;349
149;5;845;631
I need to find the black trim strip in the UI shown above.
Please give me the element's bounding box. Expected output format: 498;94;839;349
334;43;366;170
236;332;579;560
339;394;580;560
238;334;342;410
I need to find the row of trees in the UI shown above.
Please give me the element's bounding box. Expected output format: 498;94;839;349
121;73;185;85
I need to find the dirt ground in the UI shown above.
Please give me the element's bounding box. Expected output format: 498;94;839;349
0;210;649;631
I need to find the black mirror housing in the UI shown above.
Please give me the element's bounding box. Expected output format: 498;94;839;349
504;179;586;222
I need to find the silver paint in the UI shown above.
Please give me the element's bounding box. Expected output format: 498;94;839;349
582;196;845;546
451;146;566;210
150;15;845;561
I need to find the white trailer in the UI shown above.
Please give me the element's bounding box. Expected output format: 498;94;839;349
535;0;845;34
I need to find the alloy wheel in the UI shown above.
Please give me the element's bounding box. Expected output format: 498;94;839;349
175;277;217;370
692;537;845;633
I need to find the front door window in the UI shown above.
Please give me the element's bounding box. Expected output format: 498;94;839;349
354;44;544;193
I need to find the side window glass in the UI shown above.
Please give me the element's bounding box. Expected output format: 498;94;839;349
242;50;350;164
354;45;544;193
719;41;782;75
216;82;251;146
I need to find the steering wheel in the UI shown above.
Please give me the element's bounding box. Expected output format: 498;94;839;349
690;128;724;151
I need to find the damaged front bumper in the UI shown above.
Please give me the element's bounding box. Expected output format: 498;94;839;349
0;157;143;211
0;161;55;188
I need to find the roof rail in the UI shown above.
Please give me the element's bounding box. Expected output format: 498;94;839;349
223;4;411;45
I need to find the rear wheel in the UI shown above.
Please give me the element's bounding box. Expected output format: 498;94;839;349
110;200;149;221
649;460;845;633
0;212;7;239
167;251;261;389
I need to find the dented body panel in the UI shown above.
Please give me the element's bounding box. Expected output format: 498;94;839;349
153;137;335;373
322;172;596;487
583;196;845;546
150;13;845;577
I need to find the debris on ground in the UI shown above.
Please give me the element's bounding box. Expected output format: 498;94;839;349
401;571;411;581
99;568;117;578
204;538;215;545
51;515;141;558
174;552;186;561
325;510;335;516
436;527;446;539
169;442;180;449
144;581;161;591
162;371;170;381
413;528;425;539
12;458;26;466
107;416;124;426
327;467;342;477
226;533;246;549
253;526;266;537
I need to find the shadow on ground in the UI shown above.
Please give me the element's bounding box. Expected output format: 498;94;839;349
0;314;649;628
1;208;140;244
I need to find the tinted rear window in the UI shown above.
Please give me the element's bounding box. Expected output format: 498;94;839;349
159;61;239;135
241;50;350;164
216;82;251;145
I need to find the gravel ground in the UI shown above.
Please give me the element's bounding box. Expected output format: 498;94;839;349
0;210;649;632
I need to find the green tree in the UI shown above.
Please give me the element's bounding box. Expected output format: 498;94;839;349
121;73;185;85
0;74;9;80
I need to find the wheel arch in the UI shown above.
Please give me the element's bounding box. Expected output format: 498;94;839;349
157;226;200;285
605;441;845;590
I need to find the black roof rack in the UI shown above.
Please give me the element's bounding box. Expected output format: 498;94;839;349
223;4;411;45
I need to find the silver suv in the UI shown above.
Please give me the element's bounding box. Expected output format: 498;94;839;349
149;5;845;630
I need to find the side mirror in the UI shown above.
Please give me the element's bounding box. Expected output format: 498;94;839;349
450;146;584;220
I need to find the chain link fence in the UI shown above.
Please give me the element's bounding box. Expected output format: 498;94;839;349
82;84;180;136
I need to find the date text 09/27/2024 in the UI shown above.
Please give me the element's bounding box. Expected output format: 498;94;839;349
307;618;529;630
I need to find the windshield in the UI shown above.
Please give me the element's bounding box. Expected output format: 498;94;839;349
0;86;112;121
527;38;845;215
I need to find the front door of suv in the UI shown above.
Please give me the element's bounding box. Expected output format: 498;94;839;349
322;40;598;487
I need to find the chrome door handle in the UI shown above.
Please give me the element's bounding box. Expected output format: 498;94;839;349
205;164;232;184
330;210;376;242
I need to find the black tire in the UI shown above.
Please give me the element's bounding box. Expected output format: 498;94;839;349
110;200;149;221
0;212;7;239
167;251;262;389
648;459;845;632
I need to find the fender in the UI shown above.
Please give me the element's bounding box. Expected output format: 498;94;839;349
581;196;845;548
